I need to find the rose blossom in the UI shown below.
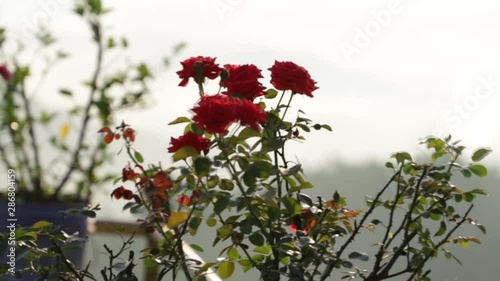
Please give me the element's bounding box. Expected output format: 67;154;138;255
235;99;268;132
191;94;267;135
168;131;211;154
176;56;222;87
221;64;266;100
191;94;237;134
268;61;318;97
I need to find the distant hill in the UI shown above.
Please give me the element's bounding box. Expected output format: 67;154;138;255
307;161;499;281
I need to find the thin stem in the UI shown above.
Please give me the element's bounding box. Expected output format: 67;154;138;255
281;93;294;121
372;174;405;274
217;135;269;237
52;19;104;200
406;204;474;281
197;178;259;268
276;90;286;109
319;170;401;281
18;79;43;195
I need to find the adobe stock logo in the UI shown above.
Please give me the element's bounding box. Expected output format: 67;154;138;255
412;73;499;160
340;0;408;63
2;0;69;51
212;0;244;21
443;74;499;129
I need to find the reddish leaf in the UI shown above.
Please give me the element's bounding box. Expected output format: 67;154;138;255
104;133;114;144
154;171;172;189
98;127;111;133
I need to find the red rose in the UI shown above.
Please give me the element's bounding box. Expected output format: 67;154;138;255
235;99;268;132
191;94;238;134
177;195;191;206
221;64;266;100
192;94;268;134
168;131;211;154
176;56;222;87
0;64;12;82
268;61;318;97
290;209;317;233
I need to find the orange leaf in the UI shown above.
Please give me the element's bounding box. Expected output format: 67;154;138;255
98;127;111;133
154;171;172;189
104;133;114;144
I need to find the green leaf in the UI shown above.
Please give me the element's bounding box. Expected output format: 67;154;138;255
432;150;446;162
87;0;102;14
59;88;73;97
463;192;475;202
476;224;486;234
40;112;56;124
167;212;189;229
391;152;412;164
196;262;217;277
121;37;128;48
470;188;488;195
189;217;203;235
297;193;313;207
32;220;53;229
296;123;310;132
426;138;446;150
227;247;239;261
172;146;199;162
284;164;302;176
238;127;260;140
168;116;191;125
206;218;217;227
471;147;492;162
81;210;96;218
321;124;332;131
461;169;472;178
194;157;212;176
249;232;265;246
217;261;235;279
137;63;151;79
134;151;144;163
342;261;353;268
469;164;488;177
459;240;470;248
434;221;446;236
238;258;252;267
107;37;116;48
254;245;271;255
219;179;234;191
217;224;233;239
214;196;230;214
265;89;278;99
348;251;369;261
190;244;204;252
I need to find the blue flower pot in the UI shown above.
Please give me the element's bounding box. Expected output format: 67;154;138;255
0;200;88;280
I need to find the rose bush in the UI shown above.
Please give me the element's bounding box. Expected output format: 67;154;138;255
99;56;490;281
1;50;490;280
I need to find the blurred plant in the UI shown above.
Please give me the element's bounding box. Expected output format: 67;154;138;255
0;204;100;279
0;54;491;280
0;0;184;203
96;56;491;281
0;3;491;278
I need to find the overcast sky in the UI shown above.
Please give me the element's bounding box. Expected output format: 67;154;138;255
1;1;499;220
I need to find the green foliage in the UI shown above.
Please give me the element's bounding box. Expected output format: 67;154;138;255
0;0;184;202
2;3;491;280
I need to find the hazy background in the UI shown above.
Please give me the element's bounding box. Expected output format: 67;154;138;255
1;0;499;280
